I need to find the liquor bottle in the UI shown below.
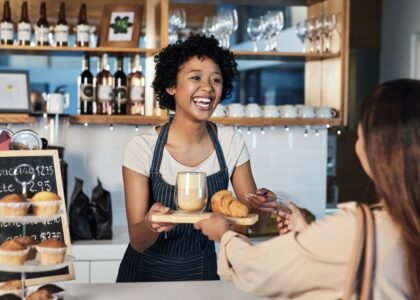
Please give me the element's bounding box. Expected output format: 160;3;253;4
0;0;14;45
36;2;49;46
96;54;114;115
76;3;89;47
78;55;94;114
55;3;68;47
128;54;145;115
17;1;31;46
113;56;128;115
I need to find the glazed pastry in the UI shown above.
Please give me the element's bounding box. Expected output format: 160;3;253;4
30;191;61;216
0;280;22;291
36;238;67;265
0;194;30;216
0;240;29;265
0;280;24;299
211;190;249;218
26;289;53;300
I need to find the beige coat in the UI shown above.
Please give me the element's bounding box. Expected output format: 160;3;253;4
218;202;410;299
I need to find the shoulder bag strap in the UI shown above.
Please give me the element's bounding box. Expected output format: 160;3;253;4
360;204;375;299
343;203;375;300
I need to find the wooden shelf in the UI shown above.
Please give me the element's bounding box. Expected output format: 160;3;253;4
0;45;338;61
0;114;35;124
69;115;340;127
0;45;160;56
209;117;341;126
233;50;339;61
69;115;168;125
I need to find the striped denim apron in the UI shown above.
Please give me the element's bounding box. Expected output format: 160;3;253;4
117;121;229;282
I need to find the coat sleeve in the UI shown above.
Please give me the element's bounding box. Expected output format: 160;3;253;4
217;205;358;299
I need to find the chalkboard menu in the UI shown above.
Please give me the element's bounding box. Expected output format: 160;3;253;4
0;150;74;285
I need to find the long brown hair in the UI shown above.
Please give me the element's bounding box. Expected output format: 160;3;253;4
360;79;420;296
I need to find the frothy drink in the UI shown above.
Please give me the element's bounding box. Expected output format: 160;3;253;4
177;188;206;211
176;172;207;212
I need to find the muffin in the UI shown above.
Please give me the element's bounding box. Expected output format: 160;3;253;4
14;236;37;260
36;238;67;265
30;191;61;216
0;240;29;265
26;289;52;300
0;194;30;217
0;280;24;297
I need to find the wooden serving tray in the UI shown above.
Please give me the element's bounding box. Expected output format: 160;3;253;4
150;211;258;225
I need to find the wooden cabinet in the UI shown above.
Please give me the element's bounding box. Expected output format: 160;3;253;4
0;0;349;126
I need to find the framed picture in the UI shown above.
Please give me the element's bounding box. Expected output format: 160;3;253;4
99;4;143;48
0;70;30;113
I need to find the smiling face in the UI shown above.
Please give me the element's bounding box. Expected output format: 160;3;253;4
167;56;223;121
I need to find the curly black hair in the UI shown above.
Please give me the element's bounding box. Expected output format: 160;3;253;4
152;35;238;111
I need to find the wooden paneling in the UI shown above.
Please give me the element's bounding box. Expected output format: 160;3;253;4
305;0;349;125
322;57;341;110
0;114;35;124
169;3;216;28
305;60;322;107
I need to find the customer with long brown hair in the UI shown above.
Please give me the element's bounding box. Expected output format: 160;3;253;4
195;79;419;298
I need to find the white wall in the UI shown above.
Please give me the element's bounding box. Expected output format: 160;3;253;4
7;123;327;225
62;125;327;225
380;0;420;81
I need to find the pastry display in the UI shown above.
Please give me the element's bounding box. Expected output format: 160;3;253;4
36;238;67;265
26;289;53;300
14;236;37;261
211;190;249;218
0;240;29;266
30;191;61;216
0;194;30;217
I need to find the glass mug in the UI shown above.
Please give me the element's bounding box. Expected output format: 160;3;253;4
175;172;207;213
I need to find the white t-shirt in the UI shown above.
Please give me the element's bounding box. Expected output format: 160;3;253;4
123;124;250;185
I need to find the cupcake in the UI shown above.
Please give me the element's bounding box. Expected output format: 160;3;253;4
36;238;67;265
30;191;61;216
0;194;30;216
14;236;37;260
26;289;53;300
0;240;29;265
0;280;25;297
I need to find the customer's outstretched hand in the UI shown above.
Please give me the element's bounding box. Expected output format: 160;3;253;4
276;202;309;235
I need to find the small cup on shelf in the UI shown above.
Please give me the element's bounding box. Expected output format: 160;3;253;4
315;106;338;119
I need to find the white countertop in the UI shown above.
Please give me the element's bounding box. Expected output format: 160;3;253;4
71;226;273;261
61;281;264;300
71;226;129;260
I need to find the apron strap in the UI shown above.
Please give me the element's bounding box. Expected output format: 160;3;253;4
206;122;228;171
150;121;171;173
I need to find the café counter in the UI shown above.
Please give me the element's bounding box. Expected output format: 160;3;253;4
71;226;272;284
61;281;265;300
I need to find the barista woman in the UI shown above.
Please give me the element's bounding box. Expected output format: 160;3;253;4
116;35;276;282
